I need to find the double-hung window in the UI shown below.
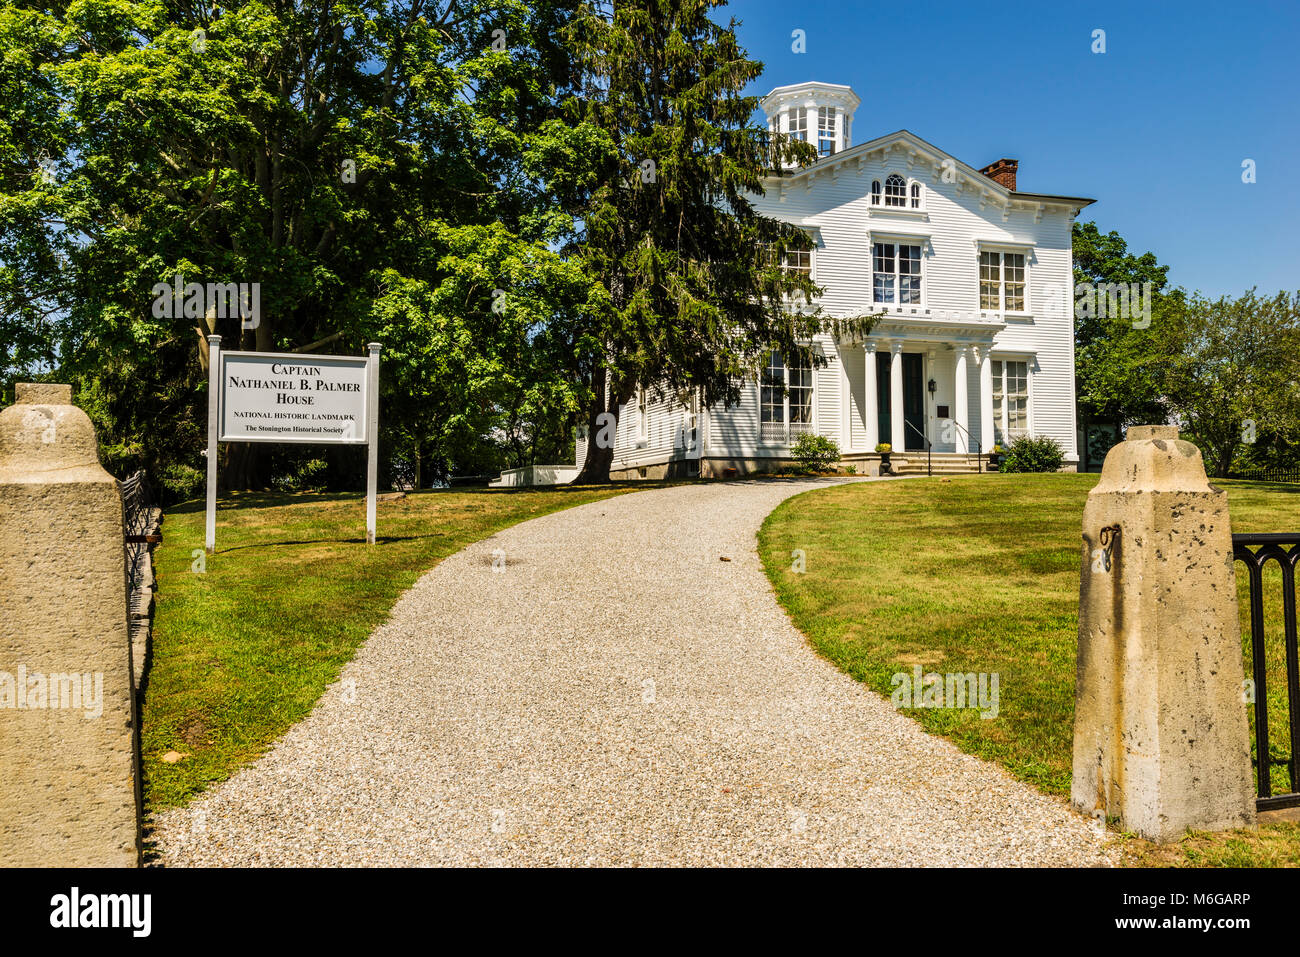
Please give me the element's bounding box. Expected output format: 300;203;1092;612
760;350;814;442
789;108;808;143
990;359;1029;443
979;250;1027;312
782;247;811;277
817;107;837;156
872;242;922;305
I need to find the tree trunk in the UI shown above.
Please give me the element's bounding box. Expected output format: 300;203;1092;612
573;369;630;485
1214;443;1235;479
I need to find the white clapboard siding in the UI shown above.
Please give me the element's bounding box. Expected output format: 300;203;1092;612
608;125;1084;469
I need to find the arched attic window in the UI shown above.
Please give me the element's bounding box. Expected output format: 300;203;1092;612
885;173;907;207
911;182;921;208
870;179;882;205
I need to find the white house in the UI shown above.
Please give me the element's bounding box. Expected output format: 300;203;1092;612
585;80;1094;480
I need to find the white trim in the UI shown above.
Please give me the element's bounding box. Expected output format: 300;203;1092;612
976;246;1031;316
869;236;927;308
974;237;1037;250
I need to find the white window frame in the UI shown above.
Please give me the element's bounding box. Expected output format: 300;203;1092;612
788;107;808;143
759;350;815;444
870;173;925;212
871;239;924;306
977;244;1032;315
884;173;908;207
990;356;1033;444
817;106;837;157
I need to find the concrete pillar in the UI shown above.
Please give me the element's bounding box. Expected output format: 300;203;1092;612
889;343;904;451
978;347;995;453
953;346;969;454
0;383;141;866
864;342;878;451
1072;425;1256;842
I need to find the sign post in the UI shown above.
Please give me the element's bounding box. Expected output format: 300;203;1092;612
204;338;381;553
365;342;381;544
205;335;221;554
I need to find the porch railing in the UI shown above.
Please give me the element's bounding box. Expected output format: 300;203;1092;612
1232;532;1300;811
948;420;984;473
904;420;931;476
760;420;814;443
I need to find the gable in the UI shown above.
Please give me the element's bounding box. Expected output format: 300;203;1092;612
762;130;1094;221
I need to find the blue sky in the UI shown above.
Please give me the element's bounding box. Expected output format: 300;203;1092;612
728;0;1299;297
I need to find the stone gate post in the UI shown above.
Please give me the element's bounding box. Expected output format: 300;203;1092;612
0;383;142;866
1072;425;1255;842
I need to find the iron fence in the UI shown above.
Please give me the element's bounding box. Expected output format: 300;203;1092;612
1231;468;1300;484
1232;532;1300;811
119;471;159;594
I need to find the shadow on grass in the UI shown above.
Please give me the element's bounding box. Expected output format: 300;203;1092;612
166;481;696;514
214;533;449;553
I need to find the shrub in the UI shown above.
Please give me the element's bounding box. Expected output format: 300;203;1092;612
791;432;840;472
999;434;1066;473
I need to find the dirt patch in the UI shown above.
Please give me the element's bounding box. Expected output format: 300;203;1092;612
179;717;211;749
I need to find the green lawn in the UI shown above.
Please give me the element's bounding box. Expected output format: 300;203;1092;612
143;484;635;814
758;473;1300;866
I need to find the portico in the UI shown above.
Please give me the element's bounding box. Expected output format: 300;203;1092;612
838;318;1002;456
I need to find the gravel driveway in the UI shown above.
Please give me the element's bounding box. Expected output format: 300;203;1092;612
153;478;1114;866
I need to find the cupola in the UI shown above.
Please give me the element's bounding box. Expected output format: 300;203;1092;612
760;81;861;165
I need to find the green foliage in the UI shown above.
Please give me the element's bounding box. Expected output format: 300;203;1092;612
0;0;587;488
1071;221;1179;430
1149;290;1300;477
549;0;878;481
790;432;839;472
999;435;1066;473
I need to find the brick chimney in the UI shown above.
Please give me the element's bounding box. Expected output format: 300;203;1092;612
979;158;1018;190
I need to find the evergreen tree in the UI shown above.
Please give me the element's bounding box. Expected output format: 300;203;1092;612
538;0;876;483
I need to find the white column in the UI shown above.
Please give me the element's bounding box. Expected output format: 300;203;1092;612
979;346;995;453
864;342;878;451
954;345;970;454
204;334;221;555
839;342;851;451
890;342;905;452
365;342;381;545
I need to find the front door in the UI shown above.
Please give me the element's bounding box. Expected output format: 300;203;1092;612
903;353;926;451
876;351;891;445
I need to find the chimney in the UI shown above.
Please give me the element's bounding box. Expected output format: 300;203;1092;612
979;158;1018;191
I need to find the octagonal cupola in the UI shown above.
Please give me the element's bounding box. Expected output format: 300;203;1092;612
760;81;861;165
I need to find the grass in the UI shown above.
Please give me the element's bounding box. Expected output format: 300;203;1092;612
757;472;1300;866
142;484;636;813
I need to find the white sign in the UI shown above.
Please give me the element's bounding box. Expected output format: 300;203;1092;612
205;339;381;553
220;351;368;444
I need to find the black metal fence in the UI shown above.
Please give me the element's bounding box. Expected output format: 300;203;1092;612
120;471;159;594
1232;533;1300;811
1231;468;1300;484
